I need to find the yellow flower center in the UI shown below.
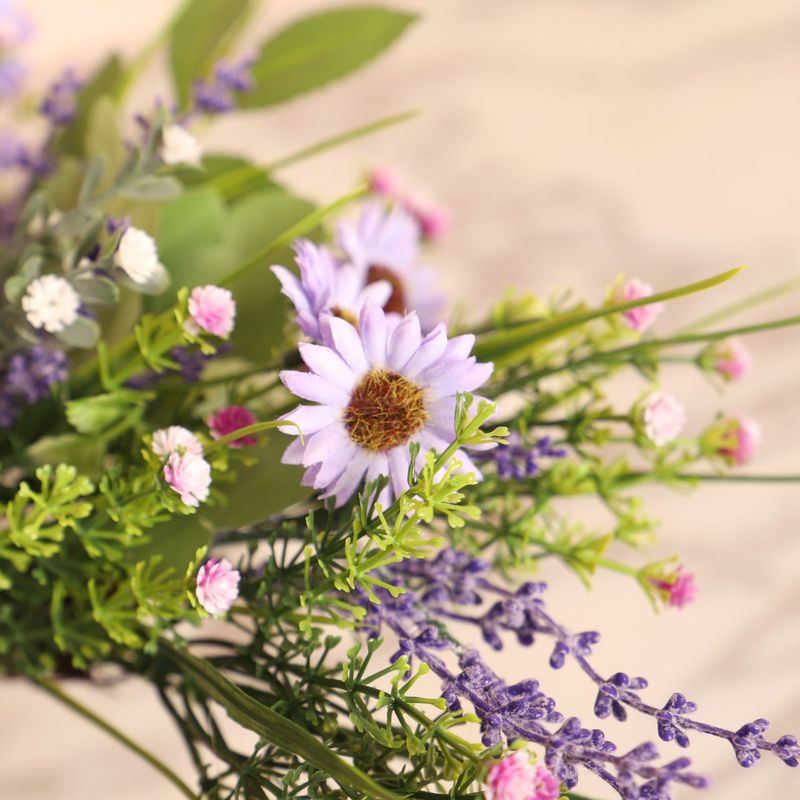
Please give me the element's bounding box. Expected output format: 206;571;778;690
343;369;427;452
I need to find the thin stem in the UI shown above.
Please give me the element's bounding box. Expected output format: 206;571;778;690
33;676;199;800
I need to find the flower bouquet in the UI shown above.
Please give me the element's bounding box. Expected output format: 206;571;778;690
1;3;799;799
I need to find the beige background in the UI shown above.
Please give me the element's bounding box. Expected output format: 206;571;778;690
2;1;800;798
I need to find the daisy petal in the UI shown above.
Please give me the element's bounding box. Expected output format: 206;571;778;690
299;343;356;392
280;404;337;436
403;323;448;378
387;312;422;371
328;316;368;375
359;300;388;367
280;370;349;406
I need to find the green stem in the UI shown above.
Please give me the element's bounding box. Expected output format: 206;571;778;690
32;676;199;800
204;419;297;454
264;110;420;172
502;313;800;389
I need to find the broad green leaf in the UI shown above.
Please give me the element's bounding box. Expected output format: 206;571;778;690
241;6;417;109
225;187;315;363
73;276;120;305
202;434;308;530
41;156;84;210
117;175;184;202
66;390;144;434
27;434;106;479
57;55;125;157
56;316;101;349
177;154;279;203
84;95;126;181
169;0;255;108
130;515;211;573
161;641;404;800
151;188;228;311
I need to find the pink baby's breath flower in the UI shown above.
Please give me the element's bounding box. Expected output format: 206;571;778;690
651;567;697;609
485;753;559;800
196;558;240;615
642;391;686;447
186;285;236;338
719;417;761;466
618;278;664;332
208;405;258;448
164;451;211;507
151;425;203;458
714;338;752;383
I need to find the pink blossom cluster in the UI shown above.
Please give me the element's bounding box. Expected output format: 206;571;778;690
617;277;664;333
186;285;236;338
485;753;560;800
195;557;240;615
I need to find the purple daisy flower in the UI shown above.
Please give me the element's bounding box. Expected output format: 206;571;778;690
279;300;493;507
271;239;392;342
337;202;447;330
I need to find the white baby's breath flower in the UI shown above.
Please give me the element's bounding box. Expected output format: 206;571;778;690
114;227;168;289
161;124;202;167
21;274;80;333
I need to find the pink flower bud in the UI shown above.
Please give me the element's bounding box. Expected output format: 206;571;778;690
485;753;560;800
719;417;761;466
651;567;697;609
186;285;236;338
367;166;401;196
714;338;752;383
196;558;240;615
413;202;453;241
642;391;686;447
163;451;211;507
208;405;258;448
618;278;664;332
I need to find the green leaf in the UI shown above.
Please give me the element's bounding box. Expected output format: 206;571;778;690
128;515;211;573
65;390;144;434
84;95;126;179
56;316;101;349
178;154;279;203
73;276;120;305
26;434;106;479
117;175;184;202
202;435;308;530
57;55;125;157
474;268;745;365
161;641;404;800
241;6;417;109
169;0;255;108
225;187;315;363
151;188;228;311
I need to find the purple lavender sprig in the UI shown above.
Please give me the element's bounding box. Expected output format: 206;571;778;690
475;431;567;479
0;345;67;428
357;550;799;799
192;56;255;114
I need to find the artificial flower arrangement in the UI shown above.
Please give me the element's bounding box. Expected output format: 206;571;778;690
1;3;798;799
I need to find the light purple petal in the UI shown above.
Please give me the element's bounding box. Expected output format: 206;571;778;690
313;438;358;489
422;359;494;398
280;370;349;406
322;451;370;507
328;316;368;375
359;300;388;367
299;343;356;392
302;424;350;467
363;279;393;308
443;333;476;361
402;323;448;378
281;437;305;465
280;404;337;436
387;446;411;497
387;312;422;371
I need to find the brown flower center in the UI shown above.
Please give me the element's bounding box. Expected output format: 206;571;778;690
368;265;407;316
343;369;427;452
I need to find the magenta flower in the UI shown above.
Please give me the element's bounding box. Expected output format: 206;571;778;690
719;417;761;466
196;558;240;615
485;753;560;800
208;405;258;448
186;285;236;338
163;451;211;507
651;567;697;610
279;300;493;507
151;425;203;458
641;391;686;447
713;337;752;383
272;239;391;342
405;198;452;242
337;203;446;330
367;166;401;196
617;278;664;332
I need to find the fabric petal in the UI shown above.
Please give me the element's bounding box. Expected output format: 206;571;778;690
322;452;370;507
280;370;349;406
279;404;337;436
301;423;350;467
281;437;305;466
403;323;448;378
386;446;411;498
359;300;388;367
328;316;368;375
299;343;356;392
387;312;422;371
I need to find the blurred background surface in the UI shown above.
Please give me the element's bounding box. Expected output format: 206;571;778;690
2;1;799;798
